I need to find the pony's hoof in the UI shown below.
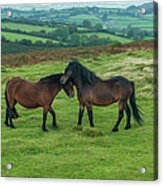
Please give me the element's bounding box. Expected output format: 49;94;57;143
53;125;58;130
10;125;15;128
124;126;131;130
42;127;48;132
4;122;9;127
112;128;118;132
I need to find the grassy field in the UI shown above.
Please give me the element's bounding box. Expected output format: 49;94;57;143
2;31;58;43
81;32;132;43
1;49;157;180
69;14;101;24
2;22;56;33
106;15;153;31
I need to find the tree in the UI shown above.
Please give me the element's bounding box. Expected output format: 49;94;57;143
82;20;92;29
46;40;53;47
133;30;145;41
94;23;103;31
91;6;99;14
35;40;44;46
54;27;70;41
69;24;78;34
1;36;7;42
19;39;32;45
39;30;46;34
87;35;100;46
69;33;81;46
127;30;134;39
102;12;108;22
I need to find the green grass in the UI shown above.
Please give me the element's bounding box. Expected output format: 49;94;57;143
2;31;58;44
69;14;101;24
2;22;56;33
1;50;157;180
81;32;132;43
106;15;153;31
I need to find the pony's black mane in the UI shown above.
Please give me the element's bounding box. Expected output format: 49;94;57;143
39;73;62;84
70;60;99;85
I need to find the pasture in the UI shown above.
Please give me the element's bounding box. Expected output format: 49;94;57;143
68;14;101;24
2;22;56;33
1;49;157;180
2;31;58;44
106;15;153;31
80;32;132;43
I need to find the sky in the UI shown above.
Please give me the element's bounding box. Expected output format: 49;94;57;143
2;1;152;10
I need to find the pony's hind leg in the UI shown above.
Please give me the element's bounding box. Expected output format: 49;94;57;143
49;107;58;129
8;110;15;128
86;106;94;128
124;103;131;130
9;117;15;128
4;108;9;127
112;100;124;132
78;104;85;126
8;103;17;128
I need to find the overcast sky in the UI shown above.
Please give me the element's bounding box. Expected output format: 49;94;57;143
2;1;152;10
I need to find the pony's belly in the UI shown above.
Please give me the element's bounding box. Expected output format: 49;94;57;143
17;99;39;109
93;100;116;106
92;94;116;106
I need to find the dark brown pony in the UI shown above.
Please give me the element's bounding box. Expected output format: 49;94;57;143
60;60;142;132
4;73;74;131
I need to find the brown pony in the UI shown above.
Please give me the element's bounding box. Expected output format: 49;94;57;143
60;60;142;132
4;73;74;131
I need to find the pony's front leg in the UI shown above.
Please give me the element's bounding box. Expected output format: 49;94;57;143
42;106;49;132
78;104;85;126
86;106;94;128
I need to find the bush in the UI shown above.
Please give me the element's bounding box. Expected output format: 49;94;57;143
111;41;122;47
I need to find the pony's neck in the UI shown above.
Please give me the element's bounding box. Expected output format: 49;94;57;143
73;76;83;93
47;81;63;96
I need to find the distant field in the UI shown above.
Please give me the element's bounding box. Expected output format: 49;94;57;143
106;15;153;31
144;36;154;40
80;32;132;43
2;31;58;43
2;22;56;33
69;14;101;24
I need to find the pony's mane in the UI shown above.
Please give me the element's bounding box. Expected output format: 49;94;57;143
71;60;99;85
39;73;62;83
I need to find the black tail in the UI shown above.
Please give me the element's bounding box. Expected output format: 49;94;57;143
130;81;143;125
5;81;19;119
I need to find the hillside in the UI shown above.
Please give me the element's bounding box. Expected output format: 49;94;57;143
2;40;155;67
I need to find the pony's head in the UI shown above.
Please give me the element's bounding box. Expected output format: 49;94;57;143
60;60;78;84
62;80;74;98
60;60;98;85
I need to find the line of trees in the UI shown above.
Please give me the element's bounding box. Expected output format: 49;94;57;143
1;32;112;48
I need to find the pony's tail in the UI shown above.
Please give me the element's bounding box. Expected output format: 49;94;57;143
129;81;143;125
5;81;19;119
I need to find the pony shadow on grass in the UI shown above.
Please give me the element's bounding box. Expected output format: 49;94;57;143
60;60;143;132
4;73;74;132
